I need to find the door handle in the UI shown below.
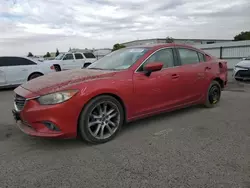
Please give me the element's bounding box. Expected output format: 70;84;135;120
171;74;179;79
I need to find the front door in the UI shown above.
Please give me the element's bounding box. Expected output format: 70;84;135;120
61;53;76;70
132;48;182;116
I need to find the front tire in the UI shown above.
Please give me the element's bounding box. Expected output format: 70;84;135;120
78;95;124;144
204;80;221;108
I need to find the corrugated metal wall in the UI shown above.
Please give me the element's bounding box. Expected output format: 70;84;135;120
194;40;250;69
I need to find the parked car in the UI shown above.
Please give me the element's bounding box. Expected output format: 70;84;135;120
43;52;97;71
12;44;228;144
232;56;250;81
0;56;57;88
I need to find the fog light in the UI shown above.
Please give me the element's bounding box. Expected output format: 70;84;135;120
42;121;60;131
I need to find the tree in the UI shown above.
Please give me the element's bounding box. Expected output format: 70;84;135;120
44;52;51;58
56;48;60;57
112;43;126;51
166;36;174;43
27;52;33;57
234;31;250;41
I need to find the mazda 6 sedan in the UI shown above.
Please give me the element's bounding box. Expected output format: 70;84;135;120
12;43;228;144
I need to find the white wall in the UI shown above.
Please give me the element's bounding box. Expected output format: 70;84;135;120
194;40;250;69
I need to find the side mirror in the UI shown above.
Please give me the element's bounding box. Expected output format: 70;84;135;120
144;62;163;76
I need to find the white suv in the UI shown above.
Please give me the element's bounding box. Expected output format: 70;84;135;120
44;52;97;71
0;56;56;88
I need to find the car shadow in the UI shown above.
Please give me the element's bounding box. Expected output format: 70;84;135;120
20;105;202;149
121;105;202;134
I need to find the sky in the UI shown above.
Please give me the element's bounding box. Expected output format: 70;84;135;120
0;0;250;56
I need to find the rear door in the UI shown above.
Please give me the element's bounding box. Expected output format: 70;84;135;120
83;52;97;63
175;47;208;103
0;57;7;86
74;53;85;68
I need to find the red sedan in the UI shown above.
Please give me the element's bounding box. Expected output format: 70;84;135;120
12;43;228;144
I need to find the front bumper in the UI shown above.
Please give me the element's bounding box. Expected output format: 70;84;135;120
233;66;250;80
12;87;85;138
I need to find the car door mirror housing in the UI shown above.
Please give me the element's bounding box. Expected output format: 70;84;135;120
144;62;164;76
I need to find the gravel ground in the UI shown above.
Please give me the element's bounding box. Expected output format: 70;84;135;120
0;73;249;188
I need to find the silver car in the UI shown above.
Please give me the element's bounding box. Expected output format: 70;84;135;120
233;56;250;81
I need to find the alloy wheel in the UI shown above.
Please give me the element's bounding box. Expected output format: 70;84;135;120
87;101;120;140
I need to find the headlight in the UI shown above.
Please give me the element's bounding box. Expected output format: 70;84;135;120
37;90;78;105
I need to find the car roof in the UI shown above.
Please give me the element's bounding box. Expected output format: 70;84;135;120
127;43;206;54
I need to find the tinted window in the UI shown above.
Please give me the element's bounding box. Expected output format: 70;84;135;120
0;57;36;66
178;48;200;65
83;53;96;59
139;48;175;71
63;54;74;60
198;53;206;62
74;53;84;59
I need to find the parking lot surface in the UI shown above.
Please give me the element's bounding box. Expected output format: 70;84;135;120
0;78;250;188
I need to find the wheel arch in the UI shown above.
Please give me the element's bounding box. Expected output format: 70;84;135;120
77;92;127;136
27;72;44;81
213;77;224;89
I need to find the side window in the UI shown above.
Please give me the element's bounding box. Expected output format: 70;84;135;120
139;48;175;71
0;57;7;67
178;48;200;65
63;54;74;60
198;52;206;62
0;57;36;66
74;53;84;59
15;57;36;65
83;53;96;59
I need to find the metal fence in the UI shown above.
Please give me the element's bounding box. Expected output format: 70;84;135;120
194;40;250;69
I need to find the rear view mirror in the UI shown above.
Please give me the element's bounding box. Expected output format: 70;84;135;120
144;62;163;76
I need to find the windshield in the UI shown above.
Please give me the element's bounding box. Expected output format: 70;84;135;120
55;53;64;60
84;53;96;59
87;48;149;70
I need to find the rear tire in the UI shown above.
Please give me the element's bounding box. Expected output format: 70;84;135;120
78;95;124;144
28;73;43;81
204;80;221;108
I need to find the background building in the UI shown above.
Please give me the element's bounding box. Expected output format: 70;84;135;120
121;38;232;47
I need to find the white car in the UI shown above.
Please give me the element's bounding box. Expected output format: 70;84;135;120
233;56;250;81
44;52;97;71
0;56;56;88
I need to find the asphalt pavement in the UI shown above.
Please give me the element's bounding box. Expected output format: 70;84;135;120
0;72;250;188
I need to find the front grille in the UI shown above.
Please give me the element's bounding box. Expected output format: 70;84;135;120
235;69;250;77
14;94;26;111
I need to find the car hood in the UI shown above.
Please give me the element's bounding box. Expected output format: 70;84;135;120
21;69;116;95
236;60;250;68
